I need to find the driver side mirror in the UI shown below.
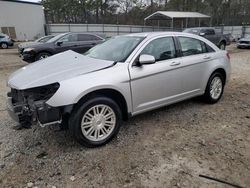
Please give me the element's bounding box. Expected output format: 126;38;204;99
199;32;206;36
56;41;63;46
139;54;155;65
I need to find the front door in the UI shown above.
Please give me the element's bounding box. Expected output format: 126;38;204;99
129;37;184;114
54;33;79;53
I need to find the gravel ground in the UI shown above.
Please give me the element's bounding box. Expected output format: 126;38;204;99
0;45;249;188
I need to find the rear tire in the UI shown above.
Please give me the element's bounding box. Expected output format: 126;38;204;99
0;42;8;49
203;72;225;104
35;52;51;61
69;96;122;147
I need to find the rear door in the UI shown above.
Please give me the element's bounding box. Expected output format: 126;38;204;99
76;34;103;53
177;36;216;94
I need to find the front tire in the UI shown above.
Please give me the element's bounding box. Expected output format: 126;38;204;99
69;97;122;147
219;42;226;50
35;52;51;61
203;72;225;104
0;42;8;49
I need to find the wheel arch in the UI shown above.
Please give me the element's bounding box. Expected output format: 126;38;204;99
210;68;227;84
219;39;226;46
74;88;129;120
36;50;53;55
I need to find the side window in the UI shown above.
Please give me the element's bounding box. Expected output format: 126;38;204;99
207;29;215;35
78;34;101;41
58;34;77;43
141;37;176;61
0;35;4;39
201;29;215;35
179;37;204;56
206;43;215;53
201;41;215;53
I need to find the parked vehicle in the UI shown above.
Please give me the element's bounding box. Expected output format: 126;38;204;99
21;32;105;63
18;35;55;55
183;27;231;50
237;37;250;49
0;33;14;49
7;32;231;147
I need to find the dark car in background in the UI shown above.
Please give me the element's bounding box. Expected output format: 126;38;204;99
0;33;14;49
21;32;105;63
18;35;55;55
183;27;231;50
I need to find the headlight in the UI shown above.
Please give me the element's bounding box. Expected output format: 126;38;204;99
22;83;60;101
23;48;35;52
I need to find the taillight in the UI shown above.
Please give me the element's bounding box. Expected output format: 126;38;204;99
226;52;230;60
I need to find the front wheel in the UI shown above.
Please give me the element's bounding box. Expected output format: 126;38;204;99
69;97;122;147
219;42;226;50
0;42;8;49
203;72;225;104
35;52;51;61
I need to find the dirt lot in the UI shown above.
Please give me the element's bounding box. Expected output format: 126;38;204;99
0;45;249;188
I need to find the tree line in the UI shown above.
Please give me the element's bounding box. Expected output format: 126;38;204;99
42;0;250;27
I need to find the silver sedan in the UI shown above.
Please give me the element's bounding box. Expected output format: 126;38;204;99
7;32;231;147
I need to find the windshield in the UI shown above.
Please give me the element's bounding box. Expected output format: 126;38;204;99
35;35;55;43
85;36;144;62
46;33;68;43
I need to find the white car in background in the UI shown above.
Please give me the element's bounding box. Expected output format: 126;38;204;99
7;32;231;147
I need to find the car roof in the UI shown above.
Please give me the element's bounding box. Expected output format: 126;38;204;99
66;32;105;38
125;31;201;39
185;27;215;30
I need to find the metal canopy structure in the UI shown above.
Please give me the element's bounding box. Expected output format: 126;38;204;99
144;11;211;29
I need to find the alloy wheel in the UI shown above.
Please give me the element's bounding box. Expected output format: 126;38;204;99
210;76;223;100
81;104;116;142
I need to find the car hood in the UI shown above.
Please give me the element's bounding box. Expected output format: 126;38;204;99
239;38;250;42
18;41;41;48
8;50;115;90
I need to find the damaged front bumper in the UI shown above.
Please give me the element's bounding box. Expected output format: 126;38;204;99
7;96;20;122
6;83;62;128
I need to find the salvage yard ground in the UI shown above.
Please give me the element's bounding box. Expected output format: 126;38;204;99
0;45;249;188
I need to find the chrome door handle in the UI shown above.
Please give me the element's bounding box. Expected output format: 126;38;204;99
170;62;181;66
203;55;211;60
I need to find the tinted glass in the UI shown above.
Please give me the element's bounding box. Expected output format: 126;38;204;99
78;34;102;41
85;36;144;62
47;33;68;43
58;34;77;42
141;37;176;61
206;43;215;52
201;29;215;35
37;36;54;43
78;34;92;41
179;37;203;56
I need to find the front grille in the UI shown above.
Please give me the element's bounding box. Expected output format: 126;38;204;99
240;41;250;44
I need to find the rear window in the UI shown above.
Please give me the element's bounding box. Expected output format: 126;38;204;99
78;34;102;41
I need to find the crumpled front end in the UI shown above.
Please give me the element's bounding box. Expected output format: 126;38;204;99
7;83;62;128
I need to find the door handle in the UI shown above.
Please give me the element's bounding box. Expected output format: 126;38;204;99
203;55;211;60
170;62;181;66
